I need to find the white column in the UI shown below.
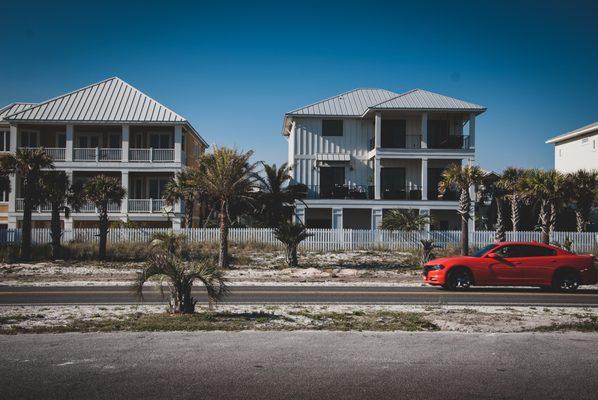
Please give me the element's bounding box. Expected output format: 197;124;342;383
374;158;381;200
421;158;428;200
332;208;343;230
374;112;382;148
421;112;428;149
9;125;17;152
371;208;383;230
419;208;431;232
174;125;182;163
288;121;296;179
121;124;129;162
65;124;73;162
8;175;16;213
172;217;182;230
121;171;129;214
468;113;476;149
294;204;306;225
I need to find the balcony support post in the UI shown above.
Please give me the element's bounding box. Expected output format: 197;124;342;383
468;113;475;149
374;158;381;200
95;147;99;162
294;204;305;225
174;125;182;163
121;171;129;215
149;147;153;163
421;112;428;149
9;125;17;152
374;112;381;149
122;125;129;162
332;208;343;230
65;124;73;162
371;208;383;230
419;208;431;233
149;198;153;213
421;158;428;201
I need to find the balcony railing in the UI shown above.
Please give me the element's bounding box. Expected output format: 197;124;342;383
368;134;471;150
128;198;166;213
15;199;120;213
380;185;423;200
428;188;459;201
129;148;175;162
77;202;121;213
73;148;122;162
303;185;374;200
20;147;66;161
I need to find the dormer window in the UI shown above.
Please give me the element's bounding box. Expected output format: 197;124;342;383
322;120;343;136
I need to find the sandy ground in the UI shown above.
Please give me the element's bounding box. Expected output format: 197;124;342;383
1;303;597;333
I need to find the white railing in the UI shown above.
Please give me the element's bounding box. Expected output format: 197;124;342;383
75;202;121;213
128;199;166;213
2;228;596;252
15;198;53;213
73;147;122;162
73;148;96;161
99;148;122;161
129;148;175;162
20;147;66;161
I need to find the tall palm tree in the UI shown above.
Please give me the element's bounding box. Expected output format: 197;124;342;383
479;172;508;242
380;209;430;231
163;169;202;228
194;147;256;268
0;149;54;259
498;167;528;232
438;164;485;255
520;169;567;244
273;221;313;268
254;162;305;227
83;175;126;259
567;169;597;232
40;171;84;259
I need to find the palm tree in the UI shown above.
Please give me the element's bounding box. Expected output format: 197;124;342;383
83;175;126;259
380;209;430;231
163;169;201;228
150;231;188;256
498;167;528;232
520;169;568;244
40;171;84;259
0;149;54;259
273;221;312;268
567;169;597;232
438;164;485;255
194;147;256;268
134;252;228;313
253;162;306;227
479;172;508;242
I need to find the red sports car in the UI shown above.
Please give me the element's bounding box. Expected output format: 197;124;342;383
423;241;597;291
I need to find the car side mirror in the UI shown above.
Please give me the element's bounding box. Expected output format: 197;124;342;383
487;252;500;259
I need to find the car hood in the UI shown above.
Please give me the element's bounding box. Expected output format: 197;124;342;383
425;256;479;266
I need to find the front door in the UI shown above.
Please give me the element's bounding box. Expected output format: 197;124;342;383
380;167;406;199
319;167;345;198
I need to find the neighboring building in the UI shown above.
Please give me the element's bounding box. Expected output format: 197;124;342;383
282;88;486;230
0;77;207;229
546;122;598;173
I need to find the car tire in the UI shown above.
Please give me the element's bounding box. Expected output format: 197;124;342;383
552;270;580;292
443;268;472;291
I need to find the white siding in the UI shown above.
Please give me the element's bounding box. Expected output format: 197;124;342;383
554;132;598;173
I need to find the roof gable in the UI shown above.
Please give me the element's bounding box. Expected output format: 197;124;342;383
286;88;400;116
371;89;486;111
4;77;186;123
546;121;598;144
0;103;37;121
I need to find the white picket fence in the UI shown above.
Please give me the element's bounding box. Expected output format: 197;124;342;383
0;228;596;252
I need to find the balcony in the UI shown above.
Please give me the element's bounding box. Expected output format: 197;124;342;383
369;134;471;151
380;185;423;200
17;147;177;162
74;148;122;162
15;199;120;213
129;148;174;162
20;147;66;161
303;185;374;200
128;198;166;213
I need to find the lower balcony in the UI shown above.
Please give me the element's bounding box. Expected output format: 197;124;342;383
128;199;167;213
304;185;374;200
17;147;176;162
16;199;121;213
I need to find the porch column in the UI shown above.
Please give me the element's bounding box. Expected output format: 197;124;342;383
421;158;428;200
65;124;73;162
371;208;383;230
421;112;428;149
468;113;476;149
9;125;17;152
172;217;182;231
174;125;182;163
419;208;431;233
332;208;343;230
374;158;381;199
121;125;129;162
121;171;129;214
8;175;16;213
294;204;306;225
374;112;382;148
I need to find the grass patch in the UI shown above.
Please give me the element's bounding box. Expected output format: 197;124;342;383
530;316;598;332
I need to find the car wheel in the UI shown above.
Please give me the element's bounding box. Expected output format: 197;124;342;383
444;268;472;290
552;271;580;292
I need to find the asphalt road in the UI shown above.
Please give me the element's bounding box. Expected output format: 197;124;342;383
1;285;598;306
1;331;597;400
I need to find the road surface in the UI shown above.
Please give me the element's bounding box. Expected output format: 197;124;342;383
1;331;597;399
1;285;598;306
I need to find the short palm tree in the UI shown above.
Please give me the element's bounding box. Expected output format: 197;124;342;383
83;175;126;259
150;231;188;256
134;251;228;313
194;147;256;268
0;148;54;259
438;164;485;255
254;162;305;227
567;169;597;232
163;169;201;228
40;171;84;259
273;221;312;268
498;167;528;232
380;209;430;231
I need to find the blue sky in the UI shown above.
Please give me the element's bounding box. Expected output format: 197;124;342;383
1;0;596;172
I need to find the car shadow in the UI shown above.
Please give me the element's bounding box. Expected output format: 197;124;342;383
433;287;598;295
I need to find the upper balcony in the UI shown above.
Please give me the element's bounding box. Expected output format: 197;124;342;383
369;134;470;151
18;146;179;163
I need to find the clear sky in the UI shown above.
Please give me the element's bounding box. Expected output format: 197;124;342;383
1;0;597;172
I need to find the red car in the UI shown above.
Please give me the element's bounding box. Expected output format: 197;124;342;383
423;241;597;291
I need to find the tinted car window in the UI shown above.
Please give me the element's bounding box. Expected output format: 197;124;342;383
495;245;556;258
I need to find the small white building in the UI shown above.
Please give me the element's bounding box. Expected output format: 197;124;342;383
546;122;598;173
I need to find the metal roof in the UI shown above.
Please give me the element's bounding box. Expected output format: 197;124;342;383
4;77;186;123
546;121;598;144
0;102;37;121
286;88;486;117
370;89;486;112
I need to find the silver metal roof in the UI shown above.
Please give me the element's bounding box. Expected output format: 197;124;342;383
370;89;486;112
546;121;598;144
0;103;37;121
4;77;186;123
286;88;486;117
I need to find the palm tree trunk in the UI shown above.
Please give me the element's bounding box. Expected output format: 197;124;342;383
575;210;587;233
510;195;521;232
21;197;33;260
50;208;62;259
495;197;506;242
218;200;229;268
185;200;194;228
459;189;470;256
286;244;298;268
539;201;550;245
98;208;109;259
549;202;557;234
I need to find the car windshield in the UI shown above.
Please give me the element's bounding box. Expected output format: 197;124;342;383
472;244;496;257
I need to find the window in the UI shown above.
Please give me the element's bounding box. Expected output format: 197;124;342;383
0;189;9;202
149;178;169;198
181;134;186;151
558;148;563;157
56;133;66;148
108;134;120;148
0;130;9;151
380;167;406;199
319;166;345;198
495;245;556;258
21;130;38;147
381;120;406;148
150;133;172;148
322;120;343;136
